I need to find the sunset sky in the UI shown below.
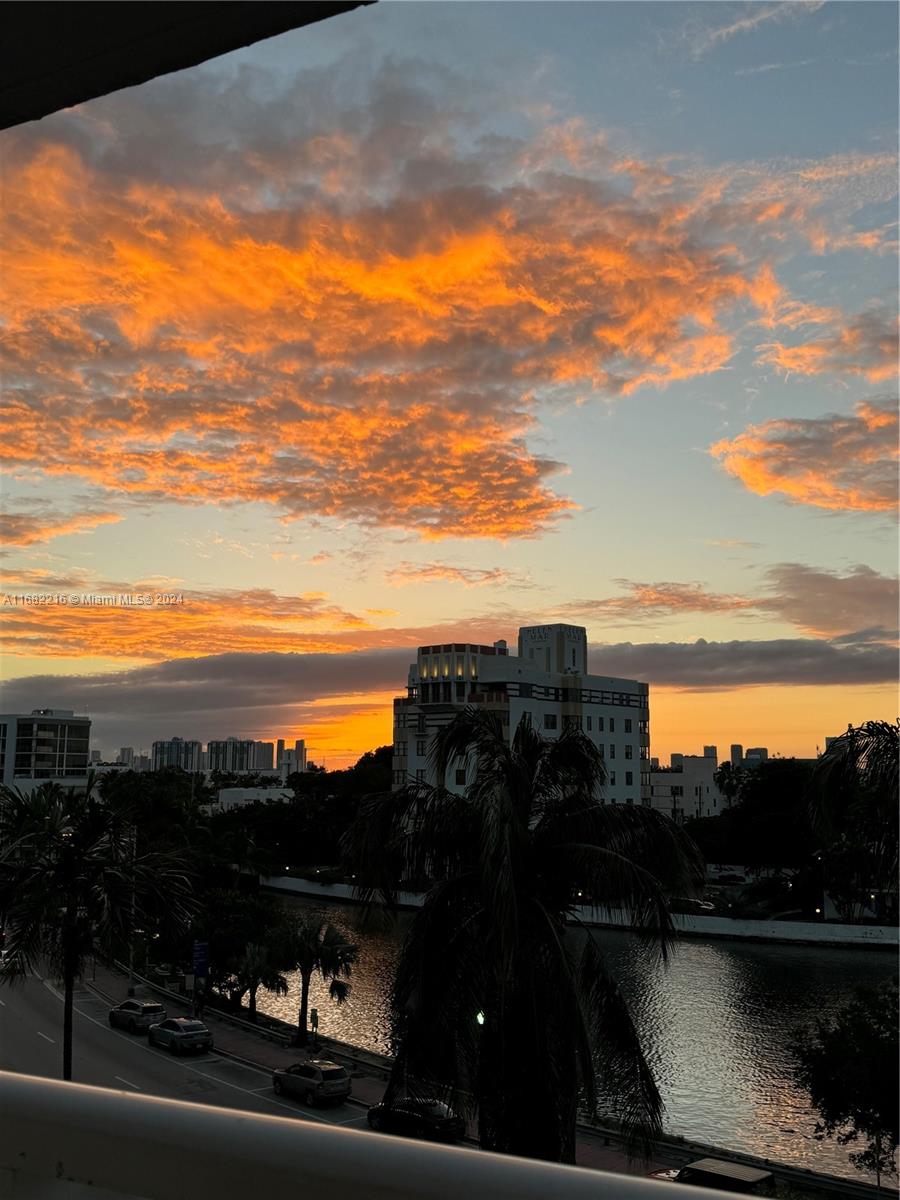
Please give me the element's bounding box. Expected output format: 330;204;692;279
1;1;897;765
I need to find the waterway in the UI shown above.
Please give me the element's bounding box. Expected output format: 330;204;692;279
257;895;898;1181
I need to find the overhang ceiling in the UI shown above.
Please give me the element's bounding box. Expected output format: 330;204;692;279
1;2;374;131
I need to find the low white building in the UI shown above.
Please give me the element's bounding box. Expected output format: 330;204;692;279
392;624;650;807
213;786;293;812
649;752;725;823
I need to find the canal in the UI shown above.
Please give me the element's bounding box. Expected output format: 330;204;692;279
257;895;897;1180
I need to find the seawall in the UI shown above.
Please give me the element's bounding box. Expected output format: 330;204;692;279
261;876;899;949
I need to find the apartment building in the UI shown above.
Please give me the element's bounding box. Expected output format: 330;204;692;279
151;737;203;772
0;709;91;790
392;624;650;806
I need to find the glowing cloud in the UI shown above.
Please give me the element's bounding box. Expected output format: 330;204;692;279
0;507;122;546
710;398;898;513
756;310;899;381
1;66;883;540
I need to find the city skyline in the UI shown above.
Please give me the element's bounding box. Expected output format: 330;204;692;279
1;2;897;765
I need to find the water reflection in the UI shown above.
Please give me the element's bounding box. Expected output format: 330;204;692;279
257;896;897;1180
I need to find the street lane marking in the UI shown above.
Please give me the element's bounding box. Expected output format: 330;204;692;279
37;1031;55;1043
39;981;335;1126
115;1076;141;1090
0;998;6;1006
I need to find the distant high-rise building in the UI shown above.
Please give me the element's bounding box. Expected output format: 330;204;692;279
730;744;743;767
151;737;203;772
0;709;91;790
90;749;102;763
117;747;134;767
207;738;255;773
279;739;307;777
253;741;275;770
703;745;717;760
745;746;768;763
276;738;286;766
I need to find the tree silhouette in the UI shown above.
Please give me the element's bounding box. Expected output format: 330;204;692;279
0;780;193;1079
343;708;704;1162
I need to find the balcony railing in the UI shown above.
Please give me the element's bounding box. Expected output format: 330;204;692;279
0;1070;734;1200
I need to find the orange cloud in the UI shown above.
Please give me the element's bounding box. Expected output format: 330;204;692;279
756;309;898;381
1;80;859;543
0;573;373;661
710;398;898;513
1;70;893;542
563;581;759;621
385;562;526;587
0;507;122;546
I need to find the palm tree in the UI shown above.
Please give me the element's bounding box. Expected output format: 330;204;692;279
0;781;194;1080
342;708;705;1163
236;941;290;1023
808;720;899;920
287;914;357;1046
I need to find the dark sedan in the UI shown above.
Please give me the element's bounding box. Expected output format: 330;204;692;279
148;1017;213;1055
367;1098;465;1141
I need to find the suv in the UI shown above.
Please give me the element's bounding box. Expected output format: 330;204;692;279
272;1060;352;1106
108;1000;167;1033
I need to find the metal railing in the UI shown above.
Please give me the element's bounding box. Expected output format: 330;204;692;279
0;1071;737;1200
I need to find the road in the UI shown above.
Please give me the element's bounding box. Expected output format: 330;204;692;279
0;974;370;1131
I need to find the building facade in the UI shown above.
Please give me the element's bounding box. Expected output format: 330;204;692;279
151;737;203;772
0;709;91;790
649;751;725;823
392;624;650;806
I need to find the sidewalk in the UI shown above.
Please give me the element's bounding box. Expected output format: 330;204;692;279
85;958;675;1178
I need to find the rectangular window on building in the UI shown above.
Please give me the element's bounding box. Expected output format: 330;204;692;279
417;715;426;734
625;771;633;786
610;772;616;786
609;744;616;759
455;769;466;786
597;717;604;732
544;714;558;730
456;682;466;700
624;744;633;759
393;770;404;785
416;740;426;756
609;718;615;733
415;769;426;782
598;745;605;759
586;715;592;731
624;718;632;733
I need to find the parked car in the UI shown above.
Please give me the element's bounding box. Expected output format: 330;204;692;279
649;1159;775;1194
148;1017;213;1055
108;1000;167;1033
366;1098;465;1142
272;1060;352;1105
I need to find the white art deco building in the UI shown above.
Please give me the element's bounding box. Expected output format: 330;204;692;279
392;624;650;806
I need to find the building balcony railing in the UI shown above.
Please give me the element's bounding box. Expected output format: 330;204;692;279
0;1071;730;1200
